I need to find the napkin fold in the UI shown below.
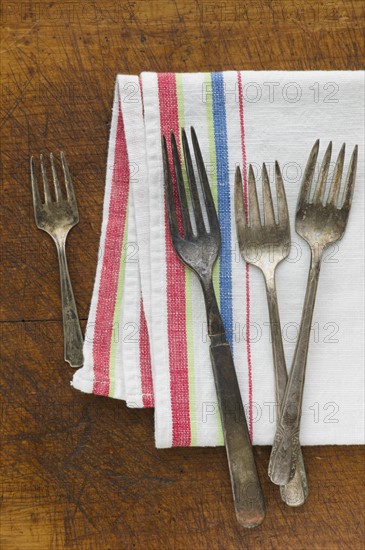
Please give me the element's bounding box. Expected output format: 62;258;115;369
72;71;364;448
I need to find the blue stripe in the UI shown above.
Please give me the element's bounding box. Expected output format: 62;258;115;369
211;73;233;347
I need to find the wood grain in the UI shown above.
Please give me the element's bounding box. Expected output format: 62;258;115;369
1;1;364;548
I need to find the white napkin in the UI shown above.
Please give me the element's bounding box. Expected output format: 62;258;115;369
72;71;364;448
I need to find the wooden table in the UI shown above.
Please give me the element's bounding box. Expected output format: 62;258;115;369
1;1;364;548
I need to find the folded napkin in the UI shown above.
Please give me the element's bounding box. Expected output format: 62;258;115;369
72;71;364;448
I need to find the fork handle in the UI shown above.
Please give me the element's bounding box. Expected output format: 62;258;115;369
56;239;84;368
265;278;308;506
209;341;265;528
268;254;321;486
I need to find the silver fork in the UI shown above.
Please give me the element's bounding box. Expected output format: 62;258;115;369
162;127;265;528
30;152;84;368
269;140;358;486
235;162;308;506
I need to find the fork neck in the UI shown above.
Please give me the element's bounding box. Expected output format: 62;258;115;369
262;266;277;293
52;231;68;249
200;275;226;342
309;242;325;267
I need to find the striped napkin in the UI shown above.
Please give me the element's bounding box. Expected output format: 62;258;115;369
72;71;364;448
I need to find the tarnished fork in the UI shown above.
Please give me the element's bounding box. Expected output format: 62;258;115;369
30;153;84;368
269;140;358;486
162;127;265;528
235;162;308;506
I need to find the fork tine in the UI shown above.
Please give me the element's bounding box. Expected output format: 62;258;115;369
327;143;345;207
297;139;319;211
162;135;180;242
312;142;332;204
30;156;42;209
234;166;247;241
341;145;358;211
275;161;289;226
61;151;76;203
191;127;219;236
262;163;275;225
40;154;52;204
248;165;261;227
50;153;62;202
182;128;205;234
170;132;192;239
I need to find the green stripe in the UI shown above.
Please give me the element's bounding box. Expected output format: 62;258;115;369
109;208;129;397
176;73;197;446
204;73;224;445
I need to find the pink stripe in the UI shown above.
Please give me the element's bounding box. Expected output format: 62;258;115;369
92;102;130;395
139;75;144;118
158;73;191;446
237;71;253;440
140;298;154;407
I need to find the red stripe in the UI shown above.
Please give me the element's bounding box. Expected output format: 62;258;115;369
140;298;154;407
92;102;130;395
138;75;144;118
237;71;253;440
158;73;191;446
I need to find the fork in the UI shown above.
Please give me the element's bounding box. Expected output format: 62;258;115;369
162;127;265;528
235;162;308;506
30;152;84;368
268;140;358;486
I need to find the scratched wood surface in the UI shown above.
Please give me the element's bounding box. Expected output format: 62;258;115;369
1;1;364;548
